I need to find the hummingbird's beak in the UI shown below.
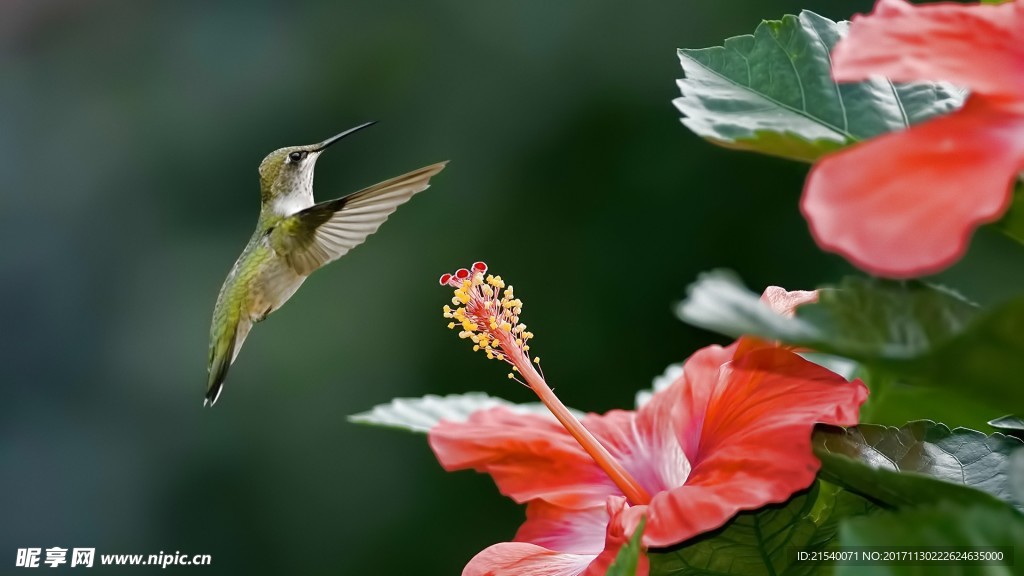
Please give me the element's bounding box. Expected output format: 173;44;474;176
313;121;378;152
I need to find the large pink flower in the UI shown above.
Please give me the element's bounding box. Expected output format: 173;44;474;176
430;267;866;575
802;0;1024;278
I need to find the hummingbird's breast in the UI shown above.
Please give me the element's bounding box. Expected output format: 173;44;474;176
240;239;308;322
215;236;306;331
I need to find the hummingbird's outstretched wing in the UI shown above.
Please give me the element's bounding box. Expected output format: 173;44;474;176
270;161;447;276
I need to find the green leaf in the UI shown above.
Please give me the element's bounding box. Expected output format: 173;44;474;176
989;415;1024;442
1010;451;1024;505
348;392;584;433
607;518;646;576
677;271;1024;414
993;181;1024;245
857;379;999;432
649;482;875;576
837;502;1023;576
814;421;1023;511
674;11;964;162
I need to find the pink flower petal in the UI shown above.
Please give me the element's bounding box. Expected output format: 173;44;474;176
580;497;649;576
515;501;609;555
642;345;867;547
802;97;1024;278
760;287;816;317
429;409;616;509
463;543;595;576
485;498;648;576
832;0;1024;101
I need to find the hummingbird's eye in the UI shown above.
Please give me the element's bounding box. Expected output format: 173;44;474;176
288;151;308;163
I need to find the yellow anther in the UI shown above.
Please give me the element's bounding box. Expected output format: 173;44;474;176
533;356;541;364
447;322;455;329
487;351;494;360
501;322;512;332
512;365;519;372
516;338;523;346
490;322;498;330
462;319;477;332
523;345;530;351
524;332;534;340
507;372;515;379
443;305;452;314
473;345;480;351
459;331;472;339
495;352;504;361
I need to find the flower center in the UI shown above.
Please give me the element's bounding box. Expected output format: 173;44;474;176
441;261;652;506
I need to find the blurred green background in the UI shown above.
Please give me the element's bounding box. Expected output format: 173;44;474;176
0;0;897;573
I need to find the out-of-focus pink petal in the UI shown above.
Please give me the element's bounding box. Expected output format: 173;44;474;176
463;543;595;576
642;346;867;547
428;408;616;509
802;98;1024;278
760;286;817;317
832;0;1024;101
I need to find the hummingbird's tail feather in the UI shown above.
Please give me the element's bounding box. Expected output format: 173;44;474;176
205;327;237;407
205;316;254;407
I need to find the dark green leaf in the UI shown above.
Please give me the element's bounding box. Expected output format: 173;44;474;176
607;518;646;576
348;392;583;433
677;271;1024;414
1010;451;1024;505
993;181;1024;245
674;11;964;162
648;482;875;576
837;502;1023;576
814;421;1023;511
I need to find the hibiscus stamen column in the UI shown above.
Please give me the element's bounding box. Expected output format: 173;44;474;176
440;261;652;506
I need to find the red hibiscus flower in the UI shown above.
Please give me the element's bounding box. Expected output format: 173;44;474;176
432;263;867;575
801;0;1024;278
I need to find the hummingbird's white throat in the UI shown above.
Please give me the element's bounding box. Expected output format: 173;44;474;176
272;192;314;217
270;154;318;216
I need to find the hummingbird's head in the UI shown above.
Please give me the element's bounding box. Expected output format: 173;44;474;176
258;121;377;210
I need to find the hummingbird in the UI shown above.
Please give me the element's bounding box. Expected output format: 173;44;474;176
206;121;446;406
